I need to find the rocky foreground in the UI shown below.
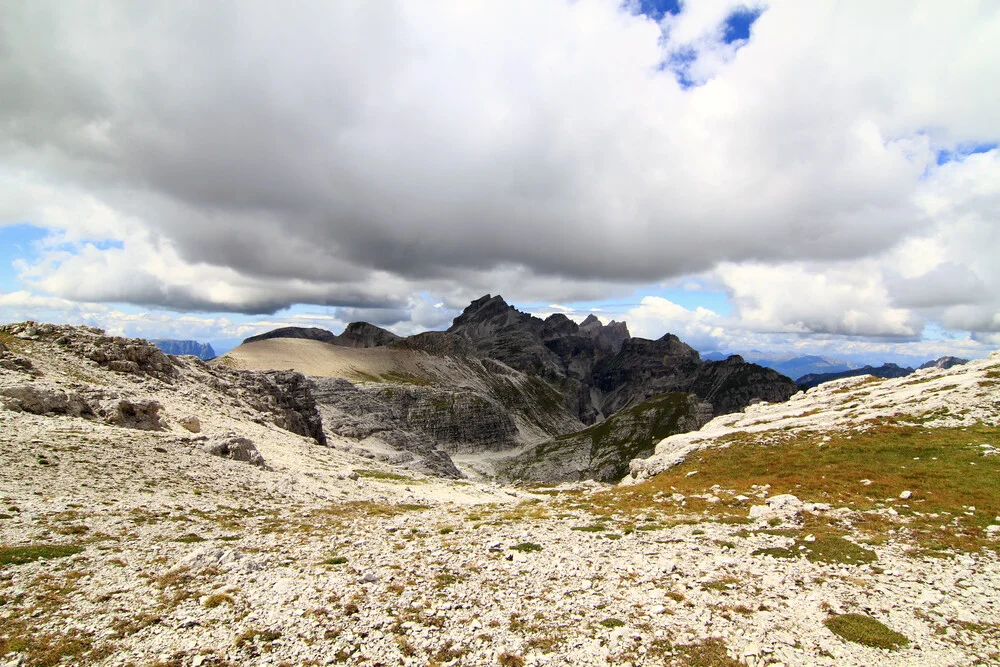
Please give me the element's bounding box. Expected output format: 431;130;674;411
1;323;999;666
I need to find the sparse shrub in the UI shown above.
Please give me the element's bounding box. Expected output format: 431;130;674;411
323;556;348;565
824;613;909;649
498;652;525;667
203;593;234;608
599;618;625;628
511;542;542;553
235;628;281;648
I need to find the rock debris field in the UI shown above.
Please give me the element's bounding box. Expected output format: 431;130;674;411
1;322;999;666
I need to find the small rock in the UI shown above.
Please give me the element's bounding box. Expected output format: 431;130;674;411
363;572;378;583
985;525;1000;534
899;490;912;500
348;472;361;481
179;415;201;433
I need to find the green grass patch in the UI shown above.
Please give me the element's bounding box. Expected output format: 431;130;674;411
802;535;877;565
353;468;413;482
599;618;626;628
172;533;205;543
511;542;543;553
0;544;83;565
753;547;796;559
323;556;348;565
571;524;607;533
825;614;909;649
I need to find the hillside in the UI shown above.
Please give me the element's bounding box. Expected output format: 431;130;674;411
1;321;999;666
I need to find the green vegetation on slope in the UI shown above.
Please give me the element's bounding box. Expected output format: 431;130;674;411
582;420;1000;553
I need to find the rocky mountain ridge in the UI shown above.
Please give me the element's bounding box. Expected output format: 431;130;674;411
230;294;798;481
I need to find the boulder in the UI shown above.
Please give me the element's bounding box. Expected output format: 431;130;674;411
203;436;265;467
749;494;804;524
110;399;164;430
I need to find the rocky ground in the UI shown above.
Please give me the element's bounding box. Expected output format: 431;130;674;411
1;323;999;666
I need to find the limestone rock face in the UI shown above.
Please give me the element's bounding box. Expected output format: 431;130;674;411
310;377;527;477
225;370;328;446
0;385;92;417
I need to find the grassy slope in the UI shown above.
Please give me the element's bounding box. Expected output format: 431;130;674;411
585;420;1000;554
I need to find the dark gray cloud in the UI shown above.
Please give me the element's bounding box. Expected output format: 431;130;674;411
1;1;999;335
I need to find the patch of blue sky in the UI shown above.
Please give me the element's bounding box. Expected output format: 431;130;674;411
0;223;48;291
935;141;997;166
663;46;698;89
722;7;762;44
631;0;681;20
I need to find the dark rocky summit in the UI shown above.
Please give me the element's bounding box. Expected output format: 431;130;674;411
243;326;339;345
919;356;969;370
152;339;217;360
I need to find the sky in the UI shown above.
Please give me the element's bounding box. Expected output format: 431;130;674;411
1;1;999;364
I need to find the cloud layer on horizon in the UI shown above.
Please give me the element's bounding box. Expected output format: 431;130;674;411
1;0;999;345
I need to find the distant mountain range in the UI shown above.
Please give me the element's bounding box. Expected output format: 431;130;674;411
703;351;969;388
704;352;854;381
797;357;969;388
151;339;216;360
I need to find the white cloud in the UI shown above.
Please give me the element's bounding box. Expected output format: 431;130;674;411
0;0;997;349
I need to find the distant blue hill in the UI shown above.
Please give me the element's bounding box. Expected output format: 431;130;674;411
152;339;216;360
701;352;852;380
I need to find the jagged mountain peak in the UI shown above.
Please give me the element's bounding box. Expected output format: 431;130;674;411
448;294;516;330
